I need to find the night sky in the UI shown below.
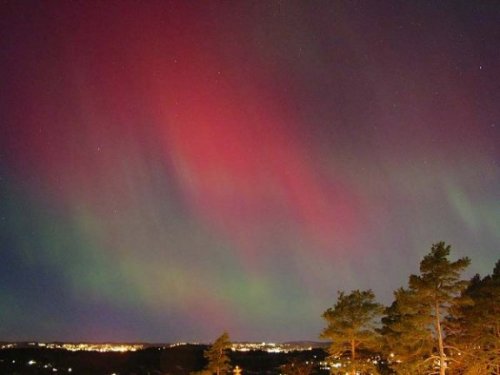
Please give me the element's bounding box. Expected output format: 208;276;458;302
1;1;498;343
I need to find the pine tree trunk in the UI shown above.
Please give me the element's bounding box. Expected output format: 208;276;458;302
217;348;221;375
351;339;356;375
435;300;446;375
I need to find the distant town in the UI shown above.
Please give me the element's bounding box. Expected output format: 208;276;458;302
1;341;322;353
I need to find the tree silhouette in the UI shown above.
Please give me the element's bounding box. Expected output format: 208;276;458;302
203;332;232;375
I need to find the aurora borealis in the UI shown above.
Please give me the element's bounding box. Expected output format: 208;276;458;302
1;1;498;342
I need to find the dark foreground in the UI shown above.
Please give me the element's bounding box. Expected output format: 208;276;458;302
0;346;328;375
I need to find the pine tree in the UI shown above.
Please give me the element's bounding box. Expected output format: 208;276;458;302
382;242;470;375
447;260;500;374
321;289;384;375
204;332;232;375
381;288;434;375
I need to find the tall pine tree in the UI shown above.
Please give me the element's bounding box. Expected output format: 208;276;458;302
382;242;470;375
381;287;434;374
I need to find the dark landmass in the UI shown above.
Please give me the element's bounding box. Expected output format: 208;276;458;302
0;345;328;375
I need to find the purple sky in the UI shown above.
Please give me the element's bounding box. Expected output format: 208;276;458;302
0;1;498;342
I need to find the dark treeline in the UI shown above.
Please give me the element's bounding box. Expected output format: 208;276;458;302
0;345;327;375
